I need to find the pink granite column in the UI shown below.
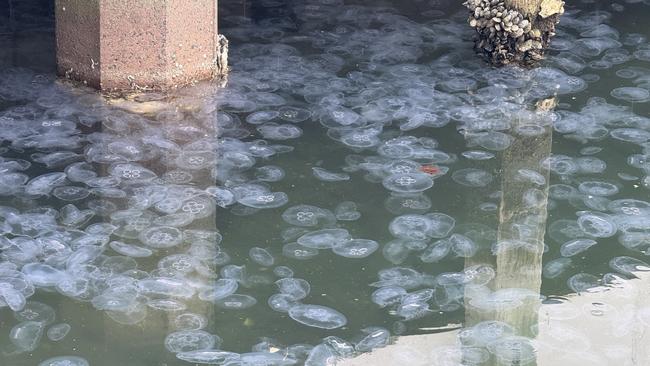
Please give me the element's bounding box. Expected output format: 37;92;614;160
55;0;227;91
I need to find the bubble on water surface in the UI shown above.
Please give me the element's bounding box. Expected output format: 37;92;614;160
288;304;347;329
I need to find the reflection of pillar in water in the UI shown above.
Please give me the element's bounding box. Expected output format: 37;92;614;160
462;99;554;366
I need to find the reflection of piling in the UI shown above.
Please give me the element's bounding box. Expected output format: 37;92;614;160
463;0;564;66
492;103;553;342
462;99;554;366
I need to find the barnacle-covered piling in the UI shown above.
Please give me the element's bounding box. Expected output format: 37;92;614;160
464;0;565;66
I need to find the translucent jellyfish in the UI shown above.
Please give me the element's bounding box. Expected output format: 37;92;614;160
382;239;410;264
38;356;89;366
276;278;310;300
332;239;379;258
577;213;617;238
281;205;336;227
335;201;361;221
487;336;536;364
371;286;407;308
567;273;602;293
213;294;257;309
109;163;157;182
354;327;390;352
268;293;299;313
420;239;451;263
258;123;303;140
382;173;434;193
462;150;495;160
515;169;546;186
610;128;650;143
198;279;238;302
10;321;44;352
384;193;432;214
312;167;350;182
288;304;347;329
452;168;493;187
139;226;184;248
610;87;650;103
297;229;351;249
174;313;208;331
137;278;195;299
278;106;312;123
22;263;65;287
14;301;56;324
282;243;319;260
147;299;187;312
449;234;478;258
246;111;280;125
389;214;434;240
249;247;275;267
175;350;240;365
255;166;285;182
164;330;217;353
476;132;513;151
426;212;456;238
560;238;598;257
609;256;650;276
46;323;71;341
52;186;90;201
25;172;67;196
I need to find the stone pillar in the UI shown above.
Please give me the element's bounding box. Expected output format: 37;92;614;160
55;0;228;92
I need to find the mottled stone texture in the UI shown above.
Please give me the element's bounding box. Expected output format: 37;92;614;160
56;0;221;91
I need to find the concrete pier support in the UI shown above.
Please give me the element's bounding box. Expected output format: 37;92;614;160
55;0;228;91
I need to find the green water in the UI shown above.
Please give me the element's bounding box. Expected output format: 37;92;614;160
2;0;650;365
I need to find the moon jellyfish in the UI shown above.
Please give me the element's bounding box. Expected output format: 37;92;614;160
176;351;241;365
249;247;275;267
332;239;379;258
487;336;537;365
610;128;650;143
246;111;279;125
276;278;310;300
609;256;650;276
354;327;390;352
139;226;184;248
46;323;71;341
297;229;351;249
174;313;208;331
462;150;495;160
281;205;336;227
452;168;493;187
560;239;598;257
257;123;303;140
334;201;361;221
164;330;217;353
567;273;602;293
282;243;319;260
278;106;312;123
610;87;650;103
198;279;238;302
312;167;350;182
10;321;44;352
213;294;257;310
382;173;433;193
38;356;89;366
577;213;617;238
389;214;434;240
288;304;347;329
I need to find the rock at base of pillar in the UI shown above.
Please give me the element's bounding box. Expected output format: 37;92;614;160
463;0;564;67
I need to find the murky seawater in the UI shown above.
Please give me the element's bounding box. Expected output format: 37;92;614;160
2;0;650;365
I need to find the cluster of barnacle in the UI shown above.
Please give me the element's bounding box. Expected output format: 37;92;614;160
464;0;553;66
